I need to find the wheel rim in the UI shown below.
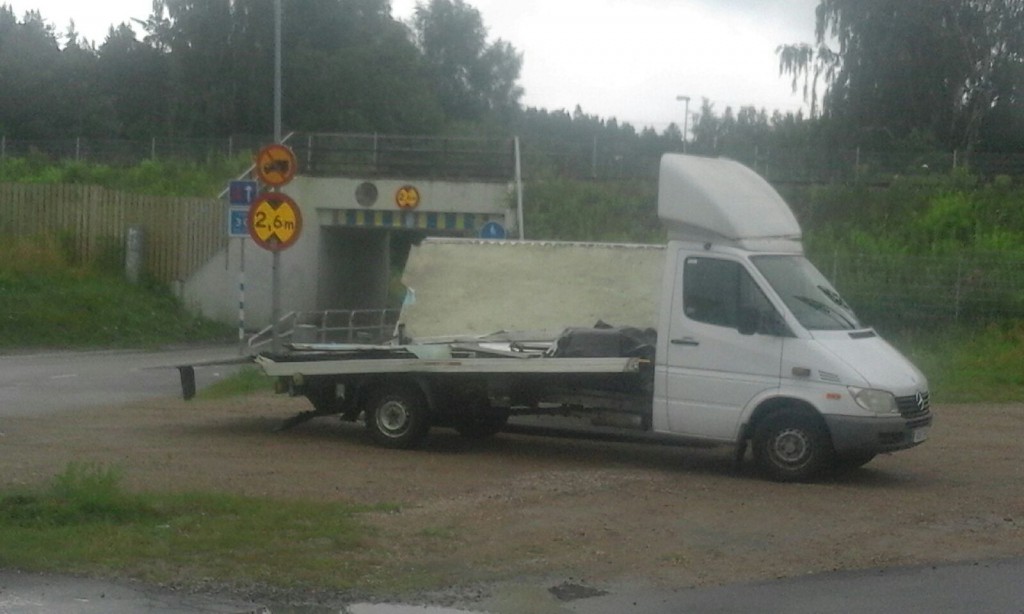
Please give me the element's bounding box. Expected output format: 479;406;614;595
770;427;811;467
377;399;411;437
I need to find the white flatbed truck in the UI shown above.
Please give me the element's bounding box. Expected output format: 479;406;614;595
245;154;933;482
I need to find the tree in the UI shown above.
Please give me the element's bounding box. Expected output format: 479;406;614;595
98;24;172;138
777;0;1024;151
53;33;115;137
0;8;63;138
412;0;523;123
141;0;236;136
280;0;443;133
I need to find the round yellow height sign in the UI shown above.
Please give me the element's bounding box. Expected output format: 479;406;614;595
248;192;303;251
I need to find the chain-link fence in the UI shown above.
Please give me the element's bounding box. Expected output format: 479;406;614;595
5;134;1024;184
288;133;515;180
809;251;1024;329
0;135;273;166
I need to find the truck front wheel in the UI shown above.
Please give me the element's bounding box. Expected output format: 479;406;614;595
752;409;834;482
364;385;430;449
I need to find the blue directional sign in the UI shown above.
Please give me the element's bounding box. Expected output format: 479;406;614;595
228;180;259;206
479;221;507;239
228;206;249;238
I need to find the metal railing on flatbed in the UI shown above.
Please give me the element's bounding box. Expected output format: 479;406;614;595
248;309;402;352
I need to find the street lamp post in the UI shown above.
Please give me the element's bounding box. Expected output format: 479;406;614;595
676;95;690;153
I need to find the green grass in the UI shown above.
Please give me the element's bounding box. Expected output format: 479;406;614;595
0;157;252;197
0;236;232;350
0;463;399;591
0;269;232;349
889;322;1024;403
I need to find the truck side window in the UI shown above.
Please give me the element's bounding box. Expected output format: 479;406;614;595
683;257;775;331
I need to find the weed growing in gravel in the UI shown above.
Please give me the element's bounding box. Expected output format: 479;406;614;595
0;463;400;591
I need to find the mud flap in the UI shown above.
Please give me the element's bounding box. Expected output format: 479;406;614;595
178;366;196;400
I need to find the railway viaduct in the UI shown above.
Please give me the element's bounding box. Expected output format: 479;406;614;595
182;134;521;334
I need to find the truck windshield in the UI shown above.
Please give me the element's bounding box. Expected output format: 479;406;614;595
751;255;862;331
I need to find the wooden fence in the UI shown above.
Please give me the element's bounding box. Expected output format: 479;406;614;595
0;184;227;283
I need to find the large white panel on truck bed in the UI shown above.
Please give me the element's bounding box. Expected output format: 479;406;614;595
658;154;801;249
400;239;664;339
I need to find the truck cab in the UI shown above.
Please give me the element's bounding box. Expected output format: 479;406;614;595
652;154;932;480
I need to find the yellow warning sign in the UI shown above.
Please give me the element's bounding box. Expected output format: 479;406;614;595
396;185;421;209
248;192;302;251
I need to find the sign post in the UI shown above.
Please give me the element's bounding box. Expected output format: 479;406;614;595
227;180;258;354
251;144;299;352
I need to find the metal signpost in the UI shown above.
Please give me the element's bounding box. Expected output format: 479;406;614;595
228;180;259;353
250;143;300;352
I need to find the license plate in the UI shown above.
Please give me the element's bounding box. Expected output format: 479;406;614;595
913;427;930;443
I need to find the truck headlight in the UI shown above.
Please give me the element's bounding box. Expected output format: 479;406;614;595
849;387;898;415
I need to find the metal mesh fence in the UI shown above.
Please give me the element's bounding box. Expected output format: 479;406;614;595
288;133;515;180
5;134;1024;183
809;251;1024;329
0;135;272;166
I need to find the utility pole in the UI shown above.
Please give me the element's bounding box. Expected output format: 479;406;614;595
676;95;690;153
271;0;283;351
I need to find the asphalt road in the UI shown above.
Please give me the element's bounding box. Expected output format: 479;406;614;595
2;558;1022;613
566;556;1024;613
0;345;245;417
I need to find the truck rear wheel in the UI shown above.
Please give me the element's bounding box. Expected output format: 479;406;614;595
364;385;430;449
752;408;833;482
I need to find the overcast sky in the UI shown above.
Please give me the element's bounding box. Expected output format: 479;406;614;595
13;0;821;130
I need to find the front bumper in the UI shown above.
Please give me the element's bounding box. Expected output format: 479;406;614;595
824;412;933;454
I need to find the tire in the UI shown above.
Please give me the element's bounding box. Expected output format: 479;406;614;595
752;408;834;482
364;385;430;449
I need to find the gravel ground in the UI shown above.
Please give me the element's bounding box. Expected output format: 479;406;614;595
1;394;1021;610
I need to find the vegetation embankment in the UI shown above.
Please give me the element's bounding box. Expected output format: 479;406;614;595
0;235;231;349
0;155;249;196
0;158;242;349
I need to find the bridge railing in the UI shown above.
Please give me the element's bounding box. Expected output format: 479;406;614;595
288;133;516;181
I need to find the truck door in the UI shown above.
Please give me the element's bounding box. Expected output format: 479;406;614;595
661;252;784;440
